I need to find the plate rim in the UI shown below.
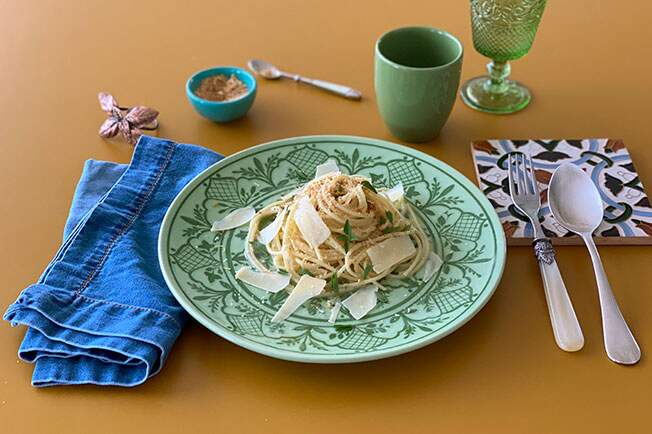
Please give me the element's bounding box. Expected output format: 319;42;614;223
158;135;506;363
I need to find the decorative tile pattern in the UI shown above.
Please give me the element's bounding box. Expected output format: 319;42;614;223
471;139;652;245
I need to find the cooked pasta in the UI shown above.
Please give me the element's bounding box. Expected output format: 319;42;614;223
245;173;429;295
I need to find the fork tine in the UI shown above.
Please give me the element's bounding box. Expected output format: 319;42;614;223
516;154;526;194
516;154;527;195
526;153;538;194
507;153;516;195
521;153;532;195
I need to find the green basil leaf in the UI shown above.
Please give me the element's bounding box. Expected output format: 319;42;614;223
361;180;378;194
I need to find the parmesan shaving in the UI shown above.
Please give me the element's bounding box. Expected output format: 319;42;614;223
422;252;443;282
211;206;256;232
272;275;326;322
328;301;341;324
366;235;417;273
314;159;340;178
342;285;378;320
257;207;287;245
235;267;291;293
293;196;331;248
382;183;404;202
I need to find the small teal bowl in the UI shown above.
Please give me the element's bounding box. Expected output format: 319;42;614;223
186;66;257;122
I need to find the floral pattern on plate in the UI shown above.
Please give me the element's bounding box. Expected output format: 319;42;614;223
159;136;506;362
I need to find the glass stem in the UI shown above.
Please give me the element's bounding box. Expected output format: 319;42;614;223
484;60;511;95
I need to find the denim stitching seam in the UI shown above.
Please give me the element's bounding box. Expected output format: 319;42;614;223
75;143;176;295
75;293;182;329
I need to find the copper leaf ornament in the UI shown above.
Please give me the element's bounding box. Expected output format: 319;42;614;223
97;92;159;145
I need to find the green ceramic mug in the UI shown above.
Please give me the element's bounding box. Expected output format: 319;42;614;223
375;27;464;143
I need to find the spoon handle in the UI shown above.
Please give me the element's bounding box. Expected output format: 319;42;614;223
288;73;362;100
582;235;641;364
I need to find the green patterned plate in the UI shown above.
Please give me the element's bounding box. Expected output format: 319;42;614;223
158;136;506;363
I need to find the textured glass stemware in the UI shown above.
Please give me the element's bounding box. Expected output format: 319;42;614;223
461;0;547;114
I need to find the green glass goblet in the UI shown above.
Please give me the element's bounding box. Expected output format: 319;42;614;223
460;0;547;114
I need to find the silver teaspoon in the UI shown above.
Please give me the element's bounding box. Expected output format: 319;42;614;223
247;59;362;100
548;164;640;365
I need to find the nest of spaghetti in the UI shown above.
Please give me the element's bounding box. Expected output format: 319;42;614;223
246;173;429;296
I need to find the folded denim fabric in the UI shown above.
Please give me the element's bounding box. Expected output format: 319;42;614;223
4;136;222;386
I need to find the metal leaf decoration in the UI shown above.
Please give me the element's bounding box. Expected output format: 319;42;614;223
97;92;159;145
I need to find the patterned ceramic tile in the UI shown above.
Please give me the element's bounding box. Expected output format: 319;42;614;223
471;139;652;245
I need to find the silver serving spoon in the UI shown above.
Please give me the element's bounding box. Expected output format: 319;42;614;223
248;59;362;100
548;164;640;365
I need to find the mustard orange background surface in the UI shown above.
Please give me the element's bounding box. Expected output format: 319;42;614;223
1;1;650;433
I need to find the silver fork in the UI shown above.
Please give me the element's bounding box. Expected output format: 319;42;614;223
508;153;584;352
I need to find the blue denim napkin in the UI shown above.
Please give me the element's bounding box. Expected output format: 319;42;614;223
4;136;222;386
